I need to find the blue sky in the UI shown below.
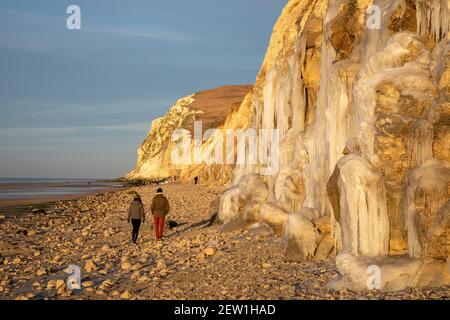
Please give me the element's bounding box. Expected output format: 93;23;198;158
0;0;287;179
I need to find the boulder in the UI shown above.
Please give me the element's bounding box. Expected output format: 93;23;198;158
313;235;335;261
328;253;450;292
285;211;319;262
402;159;450;259
259;203;288;234
312;216;332;234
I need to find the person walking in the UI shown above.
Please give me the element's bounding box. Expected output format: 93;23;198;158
127;194;145;244
150;188;170;240
194;176;199;185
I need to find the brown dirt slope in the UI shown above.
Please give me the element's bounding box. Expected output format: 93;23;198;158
189;84;252;132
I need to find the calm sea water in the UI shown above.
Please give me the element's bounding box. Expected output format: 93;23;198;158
0;178;96;184
0;178;124;199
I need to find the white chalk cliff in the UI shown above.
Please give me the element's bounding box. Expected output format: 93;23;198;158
127;85;252;182
217;0;450;291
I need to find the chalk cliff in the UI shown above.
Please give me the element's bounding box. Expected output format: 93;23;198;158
127;85;252;182
218;0;450;291
130;0;449;291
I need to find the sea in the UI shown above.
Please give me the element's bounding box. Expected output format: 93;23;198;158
0;178;124;200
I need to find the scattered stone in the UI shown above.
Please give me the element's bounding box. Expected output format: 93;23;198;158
36;267;47;276
32;208;46;215
26;292;35;299
28;230;37;237
47;280;57;289
197;252;206;260
101;244;111;253
131;263;142;271
138;275;150;282
156;259;166;269
55;279;65;289
121;262;131;270
120;290;132;300
204;247;218;256
0;182;448;300
82;281;95;288
84;260;97;272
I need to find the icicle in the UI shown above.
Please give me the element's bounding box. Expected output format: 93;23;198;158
407;120;434;167
291;36;308;132
416;0;450;42
337;154;390;257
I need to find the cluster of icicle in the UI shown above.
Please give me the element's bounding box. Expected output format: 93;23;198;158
417;0;450;42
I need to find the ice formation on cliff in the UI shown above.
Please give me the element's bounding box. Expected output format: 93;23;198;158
218;0;450;291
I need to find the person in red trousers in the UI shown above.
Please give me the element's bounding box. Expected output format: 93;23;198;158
150;187;170;240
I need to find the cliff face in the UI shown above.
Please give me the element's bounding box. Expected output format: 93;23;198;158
219;0;450;291
127;85;252;181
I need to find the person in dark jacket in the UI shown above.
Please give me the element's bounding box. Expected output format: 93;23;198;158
127;194;145;244
150;188;170;240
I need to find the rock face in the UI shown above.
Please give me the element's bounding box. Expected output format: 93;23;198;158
218;0;450;291
127;85;252;182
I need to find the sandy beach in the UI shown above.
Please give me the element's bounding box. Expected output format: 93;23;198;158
0;182;448;300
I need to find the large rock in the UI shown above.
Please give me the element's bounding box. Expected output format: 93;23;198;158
259;203;289;234
329;253;450;292
402;159;450;259
218;174;268;225
285;209;320;262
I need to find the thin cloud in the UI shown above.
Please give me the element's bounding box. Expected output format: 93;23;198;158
84;25;193;43
0;7;193;43
0;8;62;25
0;122;150;136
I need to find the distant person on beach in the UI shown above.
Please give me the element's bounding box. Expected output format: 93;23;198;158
127;194;145;244
150;188;170;241
194;176;199;185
